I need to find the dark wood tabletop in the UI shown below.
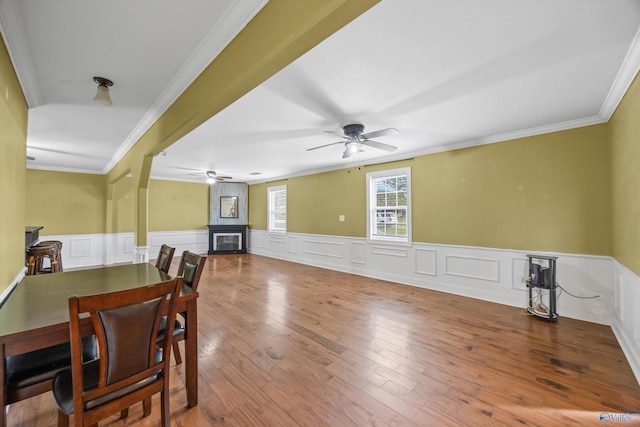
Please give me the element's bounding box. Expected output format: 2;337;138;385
0;263;174;340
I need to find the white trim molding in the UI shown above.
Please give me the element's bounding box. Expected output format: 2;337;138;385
0;269;25;307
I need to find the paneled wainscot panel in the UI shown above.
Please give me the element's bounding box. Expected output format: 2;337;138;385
302;239;343;259
350;242;366;264
288;236;298;254
70;238;91;258
445;255;500;282
511;258;529;290
415;248;437;276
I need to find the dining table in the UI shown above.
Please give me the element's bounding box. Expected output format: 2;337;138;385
0;262;199;427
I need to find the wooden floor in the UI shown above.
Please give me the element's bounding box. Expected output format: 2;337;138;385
7;254;640;426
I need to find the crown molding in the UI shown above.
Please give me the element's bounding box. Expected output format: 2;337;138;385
600;24;640;120
102;0;268;174
26;164;103;176
0;0;42;107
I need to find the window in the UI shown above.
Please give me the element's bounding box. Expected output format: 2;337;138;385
366;167;411;243
268;185;287;233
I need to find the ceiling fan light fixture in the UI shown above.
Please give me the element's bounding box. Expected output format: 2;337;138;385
308;123;399;159
206;171;216;184
93;76;113;106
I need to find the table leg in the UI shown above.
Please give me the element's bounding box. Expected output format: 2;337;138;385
185;299;198;407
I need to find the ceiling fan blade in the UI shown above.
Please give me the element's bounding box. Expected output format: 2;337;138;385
307;141;345;151
362;139;397;152
342;148;352;159
361;127;399;139
324;130;349;138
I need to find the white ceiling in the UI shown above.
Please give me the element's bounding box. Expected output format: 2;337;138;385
3;0;640;185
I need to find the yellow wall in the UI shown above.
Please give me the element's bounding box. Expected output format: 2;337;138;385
26;170;106;235
149;179;209;231
24;172;208;235
249;124;611;256
0;33;28;293
413;125;610;254
248;181;269;230
111;177;135;233
610;73;640;275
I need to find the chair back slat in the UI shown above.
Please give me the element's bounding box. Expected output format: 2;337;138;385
96;297;164;385
155;244;175;274
177;251;206;291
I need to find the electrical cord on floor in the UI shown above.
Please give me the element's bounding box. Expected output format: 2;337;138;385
555;282;599;299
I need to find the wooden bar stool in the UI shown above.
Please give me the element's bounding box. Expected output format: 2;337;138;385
26;241;63;275
35;240;63;272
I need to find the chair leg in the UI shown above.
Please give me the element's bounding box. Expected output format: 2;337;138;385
161;390;170;427
173;341;182;365
27;256;36;275
143;397;152;417
57;410;69;427
51;255;59;273
120;408;129;418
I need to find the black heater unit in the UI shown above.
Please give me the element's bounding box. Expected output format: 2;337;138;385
526;254;558;322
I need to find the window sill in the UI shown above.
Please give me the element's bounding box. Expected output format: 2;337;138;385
367;237;412;247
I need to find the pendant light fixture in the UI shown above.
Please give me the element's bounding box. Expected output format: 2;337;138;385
93;76;113;106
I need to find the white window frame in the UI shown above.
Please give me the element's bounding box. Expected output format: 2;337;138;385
366;167;411;244
268;185;287;233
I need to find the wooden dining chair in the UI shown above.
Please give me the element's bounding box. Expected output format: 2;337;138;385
158;251;206;364
154;244;175;274
51;278;182;427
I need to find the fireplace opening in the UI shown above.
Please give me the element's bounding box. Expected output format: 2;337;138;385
214;233;242;252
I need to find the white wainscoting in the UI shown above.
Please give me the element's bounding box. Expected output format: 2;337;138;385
611;259;640;385
248;230;614;325
147;230;209;262
40;230;208;269
40;233;109;269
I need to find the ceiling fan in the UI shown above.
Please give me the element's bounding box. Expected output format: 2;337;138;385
205;170;232;183
307;123;399;158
